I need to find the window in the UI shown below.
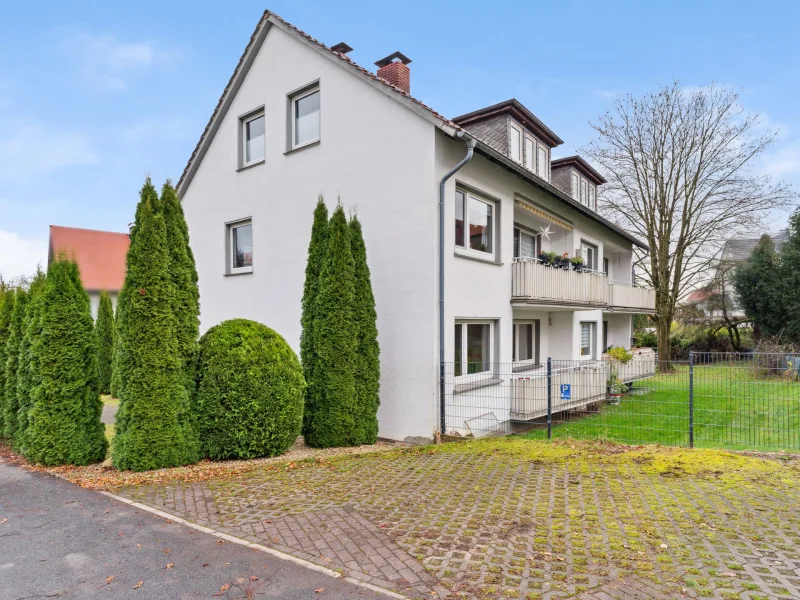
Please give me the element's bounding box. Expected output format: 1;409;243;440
513;226;538;259
292;86;320;148
588;185;596;211
227;220;253;274
513;320;539;365
571;173;579;200
455;189;494;256
580;179;588;206
580;322;596;358
524;136;535;171
536;143;548;180
242;112;265;166
580;240;598;271
454;321;493;377
509;124;522;163
603;257;609;276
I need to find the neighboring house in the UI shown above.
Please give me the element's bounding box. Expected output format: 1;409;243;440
48;226;129;319
177;11;655;443
685;230;790;321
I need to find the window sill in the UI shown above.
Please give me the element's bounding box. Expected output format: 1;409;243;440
284;139;320;156
454;250;502;266
512;363;543;374
224;268;253;277
237;159;265;172
454;377;503;394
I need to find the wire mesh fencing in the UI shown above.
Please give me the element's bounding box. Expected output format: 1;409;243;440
442;352;800;452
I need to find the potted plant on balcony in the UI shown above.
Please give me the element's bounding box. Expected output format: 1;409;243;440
571;255;584;272
538;250;551;266
560;252;571;270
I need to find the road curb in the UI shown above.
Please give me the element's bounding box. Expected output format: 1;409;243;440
99;491;409;600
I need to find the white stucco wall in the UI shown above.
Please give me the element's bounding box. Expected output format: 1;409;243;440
88;291;118;321
181;25;438;443
605;313;633;350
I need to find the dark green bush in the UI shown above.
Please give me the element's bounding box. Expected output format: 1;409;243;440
96;291;114;395
2;288;28;438
194;319;305;460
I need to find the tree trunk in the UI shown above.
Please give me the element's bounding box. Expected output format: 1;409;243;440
657;315;672;372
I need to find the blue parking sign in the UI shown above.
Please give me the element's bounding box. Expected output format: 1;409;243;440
560;383;571;401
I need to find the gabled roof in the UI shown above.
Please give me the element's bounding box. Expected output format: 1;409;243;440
452;99;564;148
48;226;129;292
175;10;647;251
551;155;607;185
720;230;789;263
176;11;461;197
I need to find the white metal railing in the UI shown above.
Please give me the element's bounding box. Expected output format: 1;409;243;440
609;281;656;311
511;258;609;306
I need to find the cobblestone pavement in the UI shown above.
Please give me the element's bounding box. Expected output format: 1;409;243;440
116;440;800;599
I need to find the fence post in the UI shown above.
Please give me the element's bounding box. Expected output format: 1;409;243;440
689;351;694;448
547;357;552;439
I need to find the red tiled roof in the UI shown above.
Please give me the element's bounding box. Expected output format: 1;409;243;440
687;289;711;303
48;226;129;292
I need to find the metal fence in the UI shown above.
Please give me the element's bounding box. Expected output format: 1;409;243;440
442;352;800;452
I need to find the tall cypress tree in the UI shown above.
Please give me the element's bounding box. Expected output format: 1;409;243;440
111;177;159;401
2;288;28;438
0;288;15;434
161;180;200;391
348;214;380;445
14;270;46;451
23;259;107;465
96;291;114;395
305;204;357;448
112;194;199;471
300;197;329;438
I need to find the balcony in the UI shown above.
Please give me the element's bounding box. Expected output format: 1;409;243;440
511;258;655;312
608;281;656;313
511;258;609;307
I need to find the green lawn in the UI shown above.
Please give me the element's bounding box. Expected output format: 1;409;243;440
518;364;800;452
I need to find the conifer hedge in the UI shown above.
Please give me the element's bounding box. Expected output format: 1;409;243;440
0;288;15;434
22;259;107;465
348;215;380;445
112;193;199;471
300;197;328;439
96;291;114;395
304;204;357;448
14;271;46;452
194;319;305;459
2;288;27;437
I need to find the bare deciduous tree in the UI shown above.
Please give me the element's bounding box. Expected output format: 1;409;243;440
583;82;796;367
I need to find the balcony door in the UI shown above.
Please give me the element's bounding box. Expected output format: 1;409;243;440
513;226;539;260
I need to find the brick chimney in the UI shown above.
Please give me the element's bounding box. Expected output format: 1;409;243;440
375;51;412;94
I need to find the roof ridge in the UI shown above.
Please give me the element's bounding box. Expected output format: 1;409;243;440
50;225;129;236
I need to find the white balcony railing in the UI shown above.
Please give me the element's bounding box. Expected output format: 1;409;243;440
511;258;609;307
511;259;656;312
609;281;656;312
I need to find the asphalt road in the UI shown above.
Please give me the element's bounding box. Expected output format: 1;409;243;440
0;462;387;600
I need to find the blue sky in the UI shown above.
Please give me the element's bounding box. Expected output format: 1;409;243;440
2;0;799;279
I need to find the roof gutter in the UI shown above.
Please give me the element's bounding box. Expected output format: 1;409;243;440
438;131;476;436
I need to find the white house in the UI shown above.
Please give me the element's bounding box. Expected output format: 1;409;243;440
177;11;655;443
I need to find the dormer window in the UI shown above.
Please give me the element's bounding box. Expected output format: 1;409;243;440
509;124;522;163
570;171;597;211
537;144;549;181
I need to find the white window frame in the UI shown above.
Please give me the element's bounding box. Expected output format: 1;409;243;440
227;218;253;275
241;110;265;168
588;184;596;211
454;320;495;381
524;135;535;171
536;142;549;181
571;172;579;200
512;320;538;366
513;225;538;259
509;123;523;164
580;321;596;359
455;188;496;260
580;239;598;272
580;178;588;206
290;85;320;150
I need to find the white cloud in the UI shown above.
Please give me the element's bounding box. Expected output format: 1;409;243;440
0;230;47;281
0;120;98;182
63;32;178;92
759;143;800;179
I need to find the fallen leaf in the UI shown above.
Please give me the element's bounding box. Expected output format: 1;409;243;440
162;548;172;554
264;520;272;524
236;577;245;584
216;539;225;545
165;519;173;524
659;543;668;550
136;543;142;548
165;563;174;569
202;563;210;567
106;575;116;584
250;576;258;581
721;572;738;578
104;510;110;514
220;584;230;591
132;581;143;590
379;524;389;528
0;518;7;525
315;588;324;593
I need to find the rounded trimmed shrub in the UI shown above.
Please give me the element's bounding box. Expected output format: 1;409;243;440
194;319;305;460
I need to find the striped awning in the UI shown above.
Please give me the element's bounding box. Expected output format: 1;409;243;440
514;198;573;231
